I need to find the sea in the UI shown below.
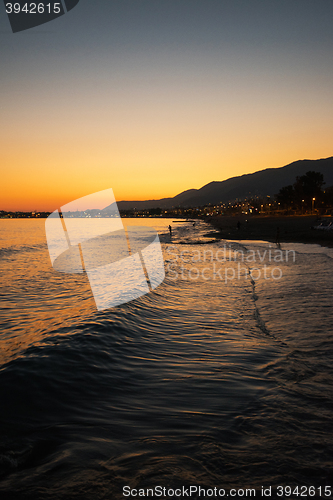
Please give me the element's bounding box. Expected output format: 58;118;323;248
0;218;332;500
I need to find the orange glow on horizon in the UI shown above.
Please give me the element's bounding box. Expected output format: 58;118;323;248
1;57;332;212
2;149;333;212
2;141;333;212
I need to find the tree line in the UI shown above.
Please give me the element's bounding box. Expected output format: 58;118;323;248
276;171;333;212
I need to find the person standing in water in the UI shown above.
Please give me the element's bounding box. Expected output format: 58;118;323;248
168;225;172;238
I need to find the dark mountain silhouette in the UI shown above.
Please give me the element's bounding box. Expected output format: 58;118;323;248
114;157;333;210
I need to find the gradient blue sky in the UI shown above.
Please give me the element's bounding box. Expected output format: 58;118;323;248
1;0;332;210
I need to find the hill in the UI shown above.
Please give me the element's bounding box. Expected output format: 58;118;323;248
115;157;333;210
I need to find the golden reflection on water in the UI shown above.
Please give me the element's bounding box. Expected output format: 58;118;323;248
0;221;96;365
0;219;177;367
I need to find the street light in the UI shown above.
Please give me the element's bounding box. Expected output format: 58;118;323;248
312;197;315;214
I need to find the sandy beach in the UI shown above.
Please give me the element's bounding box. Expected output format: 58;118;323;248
207;215;333;248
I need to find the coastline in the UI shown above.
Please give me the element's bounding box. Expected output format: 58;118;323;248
206;215;333;248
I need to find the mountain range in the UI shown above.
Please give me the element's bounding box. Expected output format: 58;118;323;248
116;157;333;210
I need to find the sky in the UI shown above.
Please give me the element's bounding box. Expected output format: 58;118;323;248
1;0;333;211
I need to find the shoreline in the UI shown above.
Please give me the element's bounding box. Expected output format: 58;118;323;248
206;215;333;248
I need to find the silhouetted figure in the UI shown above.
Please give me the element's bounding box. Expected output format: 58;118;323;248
193;222;195;227
168;225;172;237
237;221;241;230
276;226;280;245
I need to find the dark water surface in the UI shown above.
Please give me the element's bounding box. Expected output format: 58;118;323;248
0;220;332;499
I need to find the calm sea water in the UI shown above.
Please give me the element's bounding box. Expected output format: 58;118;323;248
0;219;332;499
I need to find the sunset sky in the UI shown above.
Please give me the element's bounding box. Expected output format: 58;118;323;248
1;0;333;211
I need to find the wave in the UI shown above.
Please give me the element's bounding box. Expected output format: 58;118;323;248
0;220;332;497
0;243;45;260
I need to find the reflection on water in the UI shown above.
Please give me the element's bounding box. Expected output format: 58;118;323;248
0;219;332;499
